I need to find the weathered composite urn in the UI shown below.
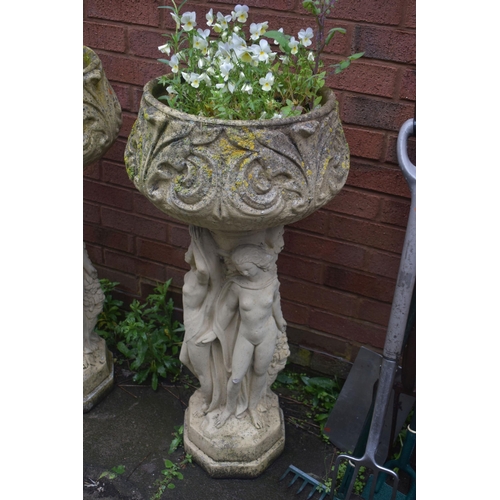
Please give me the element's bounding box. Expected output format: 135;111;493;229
125;78;349;477
83;46;122;412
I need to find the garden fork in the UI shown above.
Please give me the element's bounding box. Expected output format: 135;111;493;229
331;118;416;500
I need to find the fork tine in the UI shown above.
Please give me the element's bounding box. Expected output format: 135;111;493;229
343;462;361;500
296;478;308;494
288;472;300;487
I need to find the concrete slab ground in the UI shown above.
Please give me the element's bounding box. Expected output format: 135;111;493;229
83;365;360;500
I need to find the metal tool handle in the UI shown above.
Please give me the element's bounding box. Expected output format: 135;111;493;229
384;118;416;361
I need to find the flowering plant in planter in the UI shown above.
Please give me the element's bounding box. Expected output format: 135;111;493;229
156;0;363;120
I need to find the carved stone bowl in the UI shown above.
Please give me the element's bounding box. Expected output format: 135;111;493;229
125;79;350;232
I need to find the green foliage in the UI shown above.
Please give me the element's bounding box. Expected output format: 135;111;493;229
273;368;342;434
115;280;185;390
95;279;124;348
168;425;184;454
98;465;126;480
150;455;192;500
155;1;363;120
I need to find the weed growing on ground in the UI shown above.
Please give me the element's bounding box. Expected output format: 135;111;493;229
95;279;124;348
98;465;126;480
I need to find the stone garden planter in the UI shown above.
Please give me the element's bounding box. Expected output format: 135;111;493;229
124;78;349;477
83;46;122;412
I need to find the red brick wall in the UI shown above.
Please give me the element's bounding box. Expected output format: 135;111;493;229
83;0;416;366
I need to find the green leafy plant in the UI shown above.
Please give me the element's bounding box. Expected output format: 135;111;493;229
168;425;184;454
115;280;185;390
150;456;192;500
156;0;363;119
95;279;124;348
98;465;126;480
273;368;342;436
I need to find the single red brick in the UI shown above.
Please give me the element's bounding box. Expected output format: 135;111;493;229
343;126;385;160
280;299;311;326
136;238;189;270
342;95;415;132
326;59;398;99
332;0;403;26
101;160;135;188
328;213;406;253
289;209;329;235
104;249;167;283
84;243;103;265
83;22;126;53
83;162;101;180
324;266;396;303
110;83;132;113
279;276;359;317
286;325;351;358
94;267;140;295
353;26;415;64
403;0;416;29
309;309;387;348
379;197;411;227
358;297;392;327
277;253;324;284
129;28;167;59
96;52;164;87
284;230;366;269
400;68;416;101
363;248;402;280
84;202;101;224
169;224;191;249
84;179;134;211
119;113;138;140
86;0;161;27
325;186;380;220
346;160;411;198
101;207;168;242
84;224;135;253
102;138;127;163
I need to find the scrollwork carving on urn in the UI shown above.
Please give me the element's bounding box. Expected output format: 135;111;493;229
125;80;349;231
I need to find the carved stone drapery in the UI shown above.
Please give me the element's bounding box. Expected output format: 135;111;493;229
83;46;122;412
124;78;349;476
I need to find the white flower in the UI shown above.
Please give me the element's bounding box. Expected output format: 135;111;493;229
158;43;171;55
259;71;274;92
227;81;236;94
254;39;272;62
171;12;181;29
200;73;212;86
280;54;290;64
219;61;234;81
206;8;214;26
232;4;249;23
197;28;210;39
193;35;208;52
215;12;231;32
169;54;179;73
298;27;313;47
180;11;197;32
249;22;267;40
272;112;283;119
184;72;201;88
307;51;315;62
166;85;178;95
289;36;299;55
241;83;253;94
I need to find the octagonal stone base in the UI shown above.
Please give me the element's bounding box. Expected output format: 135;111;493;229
83;337;114;413
184;390;285;478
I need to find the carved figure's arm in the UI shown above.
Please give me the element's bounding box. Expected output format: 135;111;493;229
272;285;286;332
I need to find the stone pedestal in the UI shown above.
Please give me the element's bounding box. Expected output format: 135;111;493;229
83;46;121;412
184;390;285;478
